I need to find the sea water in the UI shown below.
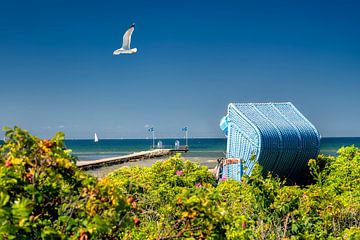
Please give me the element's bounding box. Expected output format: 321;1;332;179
63;137;360;161
1;138;358;161
64;138;227;160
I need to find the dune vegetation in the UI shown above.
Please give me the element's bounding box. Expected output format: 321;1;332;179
0;127;359;239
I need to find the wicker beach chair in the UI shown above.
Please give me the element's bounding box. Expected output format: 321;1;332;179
220;102;321;181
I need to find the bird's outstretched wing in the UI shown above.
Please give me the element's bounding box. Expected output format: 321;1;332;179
122;24;135;50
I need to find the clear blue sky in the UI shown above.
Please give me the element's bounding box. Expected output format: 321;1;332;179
1;0;359;139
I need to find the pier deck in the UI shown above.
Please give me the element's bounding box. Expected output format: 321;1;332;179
77;146;188;170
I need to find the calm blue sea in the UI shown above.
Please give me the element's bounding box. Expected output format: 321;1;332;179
59;137;360;160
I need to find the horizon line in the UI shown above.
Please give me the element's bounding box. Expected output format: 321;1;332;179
62;136;360;141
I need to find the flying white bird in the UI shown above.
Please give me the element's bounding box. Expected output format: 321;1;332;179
113;23;137;55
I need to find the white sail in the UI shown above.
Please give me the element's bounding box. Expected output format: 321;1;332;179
94;133;99;142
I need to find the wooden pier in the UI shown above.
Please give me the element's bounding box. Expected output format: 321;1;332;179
77;146;188;170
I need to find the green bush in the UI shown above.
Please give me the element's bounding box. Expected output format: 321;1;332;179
0;127;130;239
0;127;359;239
108;155;221;239
106;147;359;239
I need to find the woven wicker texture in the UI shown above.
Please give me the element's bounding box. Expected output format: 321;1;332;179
225;102;320;180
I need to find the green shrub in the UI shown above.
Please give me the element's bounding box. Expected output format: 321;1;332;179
107;148;360;239
107;155;222;239
0;127;130;239
1;127;359;239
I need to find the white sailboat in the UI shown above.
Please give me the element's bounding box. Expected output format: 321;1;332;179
94;133;99;143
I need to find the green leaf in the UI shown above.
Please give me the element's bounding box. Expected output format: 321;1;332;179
0;192;10;207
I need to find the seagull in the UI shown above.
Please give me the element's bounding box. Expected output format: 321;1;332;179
113;23;137;55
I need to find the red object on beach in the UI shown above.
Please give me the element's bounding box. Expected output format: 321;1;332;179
223;158;241;165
